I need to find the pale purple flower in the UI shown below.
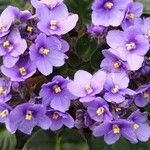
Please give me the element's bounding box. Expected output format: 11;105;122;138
67;70;107;102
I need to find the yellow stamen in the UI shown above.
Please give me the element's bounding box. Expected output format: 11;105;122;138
53;113;59;120
3;41;13;51
0;86;6;95
0;109;8;118
113;61;121;69
126;42;136;51
111;85;119;94
133;123;139;129
0;24;3;30
115;107;121;112
19;67;27;76
85;84;93;94
42;0;53;5
25;110;32;121
96;107;105;116
39;48;49;55
50;20;57;30
127;13;135;20
26;26;33;33
53;85;61;93
143;92;149;98
146;30;150;37
104;2;113;9
113;124;120;134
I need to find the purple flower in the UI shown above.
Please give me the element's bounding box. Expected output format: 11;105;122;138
0;28;27;68
0;103;12;123
128;110;150;142
100;49;128;73
134;83;150;107
86;97;112;122
67;70;106;102
6;103;51;134
104;73;135;103
0;78;12;103
121;2;143;29
29;33;69;75
37;4;78;35
106;26;149;70
46;109;74;131
1;56;36;82
40;75;76;112
93;119;138;144
92;0;131;27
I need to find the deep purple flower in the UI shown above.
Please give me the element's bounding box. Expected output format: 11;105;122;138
0;103;12;123
0;78;12;103
29;33;69;75
100;49;128;73
104;73;135;103
93;119;138;144
40;75;76;112
134;83;150;107
37;4;78;35
6;103;51;134
128;110;150;142
1;56;36;82
121;2;143;29
86;97;112;122
46;109;74;131
92;0;131;27
106;26;149;70
67;70;106;102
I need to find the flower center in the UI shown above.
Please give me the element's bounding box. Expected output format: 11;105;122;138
96;107;105;116
42;0;53;5
104;2;113;9
143;92;149;98
146;30;150;37
39;48;49;55
26;25;33;33
19;67;27;76
50;20;57;30
0;24;3;31
113;124;120;134
113;61;121;69
127;13;135;20
3;40;13;51
0;109;8;118
126;42;136;51
53;85;61;93
115;107;121;112
53;113;59;120
111;85;119;94
25;110;32;121
0;86;6;95
133;123;139;129
85;84;93;94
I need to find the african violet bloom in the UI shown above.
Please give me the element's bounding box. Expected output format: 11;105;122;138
46;109;74;131
0;78;12;102
29;33;69;76
104;73;135;103
37;4;78;35
86;97;112;122
93;119;138;144
92;0;131;27
6;103;51;134
121;2;143;29
134;83;150;107
0;29;27;68
128;110;150;142
67;70;106;102
1;56;36;82
0;103;12;123
100;49;128;73
40;75;75;112
106;26;149;70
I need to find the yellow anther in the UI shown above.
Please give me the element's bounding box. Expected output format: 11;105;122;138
111;85;119;94
3;41;13;51
42;0;53;5
146;30;150;37
26;26;33;32
113;124;120;134
19;67;27;76
53;113;59;120
39;48;49;55
53;85;61;93
50;20;57;30
0;86;6;95
104;2;113;9
126;42;136;51
25;110;32;121
113;61;121;69
115;107;121;112
0;109;8;118
127;13;135;20
143;92;149;98
96;107;105;116
85;84;93;94
0;24;3;30
133;123;139;129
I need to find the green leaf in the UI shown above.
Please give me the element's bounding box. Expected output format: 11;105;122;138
136;0;150;14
